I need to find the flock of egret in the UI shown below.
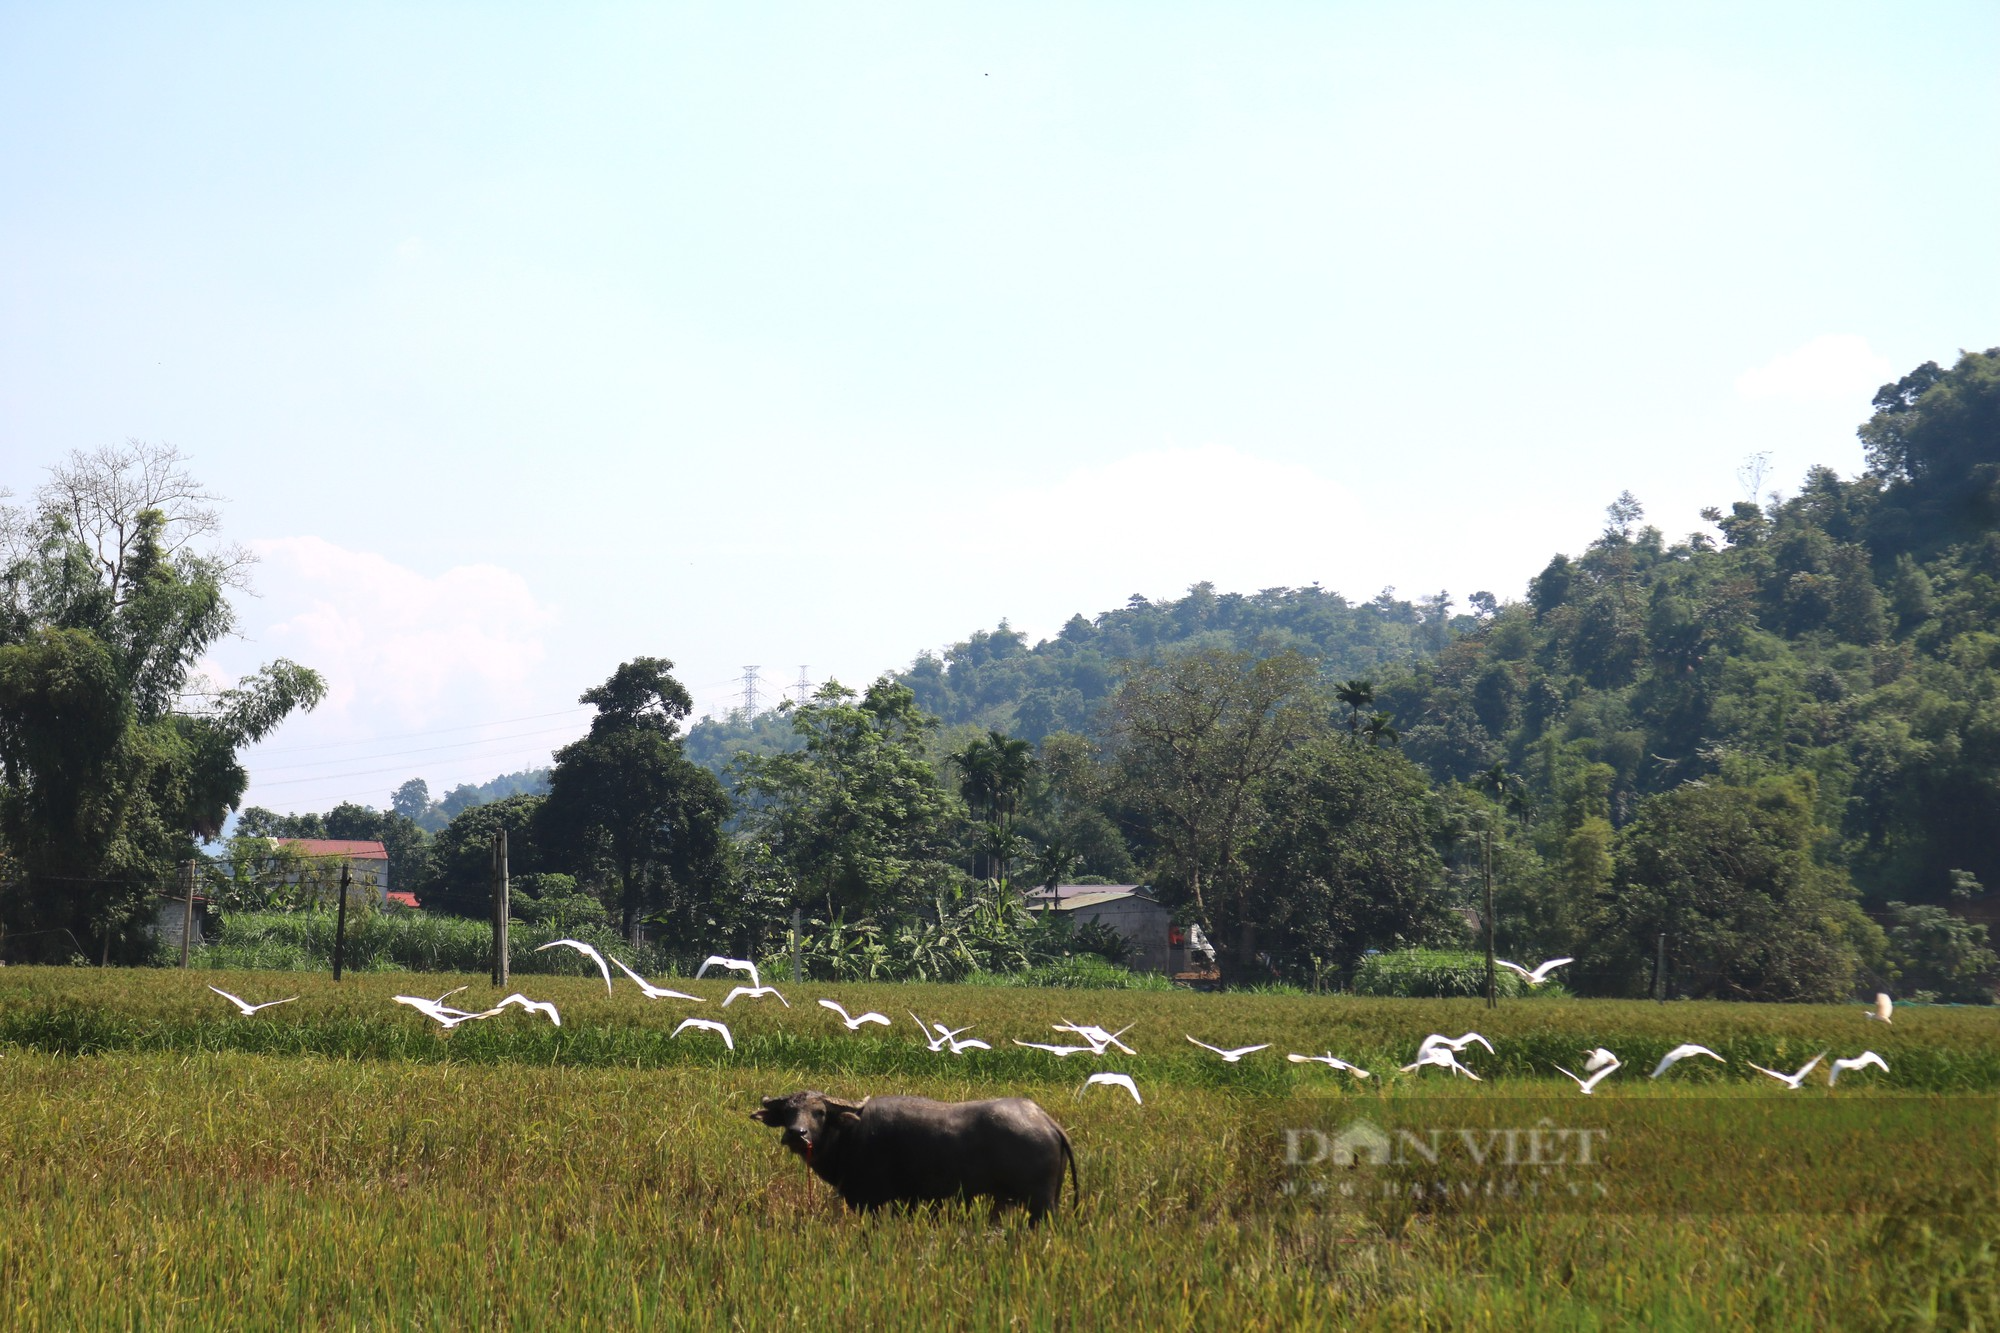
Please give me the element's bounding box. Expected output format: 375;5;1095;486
203;948;1897;1103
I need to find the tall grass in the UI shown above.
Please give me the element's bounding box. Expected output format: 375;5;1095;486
198;910;681;976
0;970;1992;1327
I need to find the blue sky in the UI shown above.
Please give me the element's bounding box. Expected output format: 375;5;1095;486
4;2;1996;811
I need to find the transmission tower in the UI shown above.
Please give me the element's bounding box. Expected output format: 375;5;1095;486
738;666;762;719
795;666;812;706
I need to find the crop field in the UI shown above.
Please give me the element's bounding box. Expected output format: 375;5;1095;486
0;969;1994;1329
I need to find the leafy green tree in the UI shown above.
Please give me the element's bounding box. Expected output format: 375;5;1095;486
539;658;730;945
0;445;322;960
1110;647;1324;970
737;678;965;922
1592;774;1880;1001
1883;901;1998;1002
420;795;547;918
1242;737;1449;980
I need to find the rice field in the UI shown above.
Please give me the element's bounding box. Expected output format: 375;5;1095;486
0;968;1993;1329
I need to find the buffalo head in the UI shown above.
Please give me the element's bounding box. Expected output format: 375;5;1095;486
750;1090;866;1162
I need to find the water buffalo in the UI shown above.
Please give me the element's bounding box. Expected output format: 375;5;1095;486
751;1090;1078;1222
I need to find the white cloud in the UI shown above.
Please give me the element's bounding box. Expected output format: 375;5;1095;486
242;537;558;726
1735;334;1892;402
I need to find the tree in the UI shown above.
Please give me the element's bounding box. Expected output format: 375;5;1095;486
1334;678;1375;738
0;447;322;960
1109;647;1323;973
1883;901;1998;1002
1591;774;1879;1001
1243;737;1449;980
950;730;1032;888
737;678;965;923
539;658;730;944
420;795;546;918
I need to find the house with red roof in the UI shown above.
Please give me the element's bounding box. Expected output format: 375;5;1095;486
272;838;415;908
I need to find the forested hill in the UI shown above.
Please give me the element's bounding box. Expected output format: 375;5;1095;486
1383;347;2000;909
683;582;1462;770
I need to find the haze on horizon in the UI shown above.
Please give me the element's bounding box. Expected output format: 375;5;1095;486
4;1;1995;813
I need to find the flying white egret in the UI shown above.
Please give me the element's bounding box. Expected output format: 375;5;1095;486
206;986;297;1016
1078;1072;1142;1104
1745;1052;1828;1089
817;999;891;1030
1495;957;1574;986
943;1035;991;1055
1401;1046;1483;1080
489;993;561;1026
535;938;614;996
609;956;703;1001
429;985;469;1007
391;995;494;1029
1554;1053;1621;1094
672;1017;735;1051
1582;1047;1618;1074
1286;1052;1372;1078
1416;1032;1494;1057
1828;1051;1889;1087
1013;1040;1095;1056
1187;1037;1271;1063
1865;993;1893;1025
696;956;761;989
1054;1020;1137;1055
908;1012;952;1052
1649;1044;1725;1079
721;985;790;1008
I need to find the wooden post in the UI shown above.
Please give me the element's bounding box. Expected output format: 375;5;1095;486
1654;932;1667;1003
332;863;351;981
790;907;802;985
1482;820;1496;1010
491;829;510;987
179;859;196;968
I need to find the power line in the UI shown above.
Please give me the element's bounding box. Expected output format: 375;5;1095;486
249;723;587;775
244;705;595;757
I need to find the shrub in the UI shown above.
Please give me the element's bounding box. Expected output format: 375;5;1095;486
1350;949;1528;999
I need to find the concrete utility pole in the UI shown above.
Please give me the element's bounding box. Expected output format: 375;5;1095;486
1483;817;1497;1011
1654;932;1667;1004
791;907;802;984
491;830;510;987
179;859;197;968
333;864;352;981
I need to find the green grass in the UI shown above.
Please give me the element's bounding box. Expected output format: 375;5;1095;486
0;968;1994;1328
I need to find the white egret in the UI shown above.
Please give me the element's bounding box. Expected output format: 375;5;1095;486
1495;957;1573;986
1745;1052;1828;1089
817;999;891;1030
1554;1053;1621;1094
535;938;614;996
1865;993;1893;1025
206;986;297;1016
1649;1044;1725;1079
721;985;790;1008
943;1035;991;1055
908;1012;953;1052
1186;1037;1271;1063
672;1017;735;1051
489;993;561;1026
1416;1032;1494;1057
1401;1046;1482;1080
1286;1052;1372;1079
1828;1051;1888;1087
609;956;703;1001
1013;1040;1095;1056
1582;1047;1618;1074
696;956;761;989
391;995;493;1029
1079;1072;1142;1105
1053;1021;1136;1055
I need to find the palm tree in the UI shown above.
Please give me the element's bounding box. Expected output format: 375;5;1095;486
1362;712;1399;747
1336;678;1375;739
